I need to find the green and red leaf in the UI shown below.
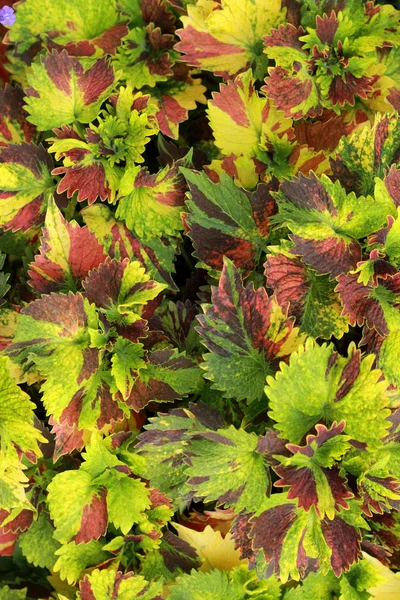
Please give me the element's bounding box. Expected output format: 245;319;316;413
274;173;390;279
264;248;349;339
0;142;55;231
175;0;286;78
48;471;108;544
337;268;400;337
81;203;178;291
78;569;162;600
182;169;278;273
123;348;202;412
82;257;166;334
248;496;364;581
24;50;117;131
207;70;293;163
6;293;125;430
28;198;107;295
49;87;159;204
149;66;207;139
6;0;128;58
273;422;353;519
137;403;224;502
0;84;36;147
330;113;400;197
197;257;303;404
116;154;191;240
49;125;114;205
262;23;322;120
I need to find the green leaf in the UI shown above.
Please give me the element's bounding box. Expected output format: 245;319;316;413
283;570;340;599
0;253;10;306
0;352;44;510
103;470;150;535
187;426;272;513
0;355;45;456
0;446;31;512
229;565;282;599
339;556;387;600
8;0;127;56
78;569;163;600
168;569;244;600
81;431;121;478
19;511;61;569
53;540;110;585
266;339;390;450
111;337;146;400
0;587;26;600
381;208;400;263
24;51;117;130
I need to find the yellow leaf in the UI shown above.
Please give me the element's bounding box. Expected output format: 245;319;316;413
173;523;246;572
363;552;400;599
177;0;285;77
207;71;292;160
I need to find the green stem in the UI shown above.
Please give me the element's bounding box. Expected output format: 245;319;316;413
180;243;194;272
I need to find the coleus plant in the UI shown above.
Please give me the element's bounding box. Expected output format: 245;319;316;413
0;0;400;598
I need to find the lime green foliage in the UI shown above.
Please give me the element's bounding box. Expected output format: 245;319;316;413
283;556;386;599
170;566;282;599
53;540;111;585
2;0;400;595
0;356;44;456
0;356;44;513
266;339;390;449
19;512;61;569
169;569;249;600
0;588;26;600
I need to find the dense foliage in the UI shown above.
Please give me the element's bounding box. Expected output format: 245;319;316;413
1;0;400;597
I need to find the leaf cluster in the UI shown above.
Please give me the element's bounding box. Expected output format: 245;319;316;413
0;0;400;598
